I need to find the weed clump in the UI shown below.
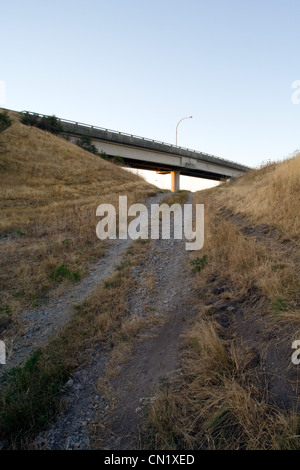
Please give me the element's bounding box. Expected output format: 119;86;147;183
76;136;98;154
50;264;80;283
20;112;63;135
190;255;208;273
0;350;70;439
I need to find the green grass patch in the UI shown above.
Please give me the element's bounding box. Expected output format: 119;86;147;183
30;293;38;308
0;350;70;440
271;297;289;314
50;264;80;283
12;291;26;299
61;238;72;245
0;305;12;330
271;263;286;271
0;230;10;238
190;255;208;273
104;276;122;289
116;260;132;271
202;408;241;449
0;244;140;447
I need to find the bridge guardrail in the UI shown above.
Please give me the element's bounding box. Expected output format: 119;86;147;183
20;111;250;171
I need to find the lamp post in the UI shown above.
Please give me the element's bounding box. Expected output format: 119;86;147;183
172;116;192;192
176;115;193;146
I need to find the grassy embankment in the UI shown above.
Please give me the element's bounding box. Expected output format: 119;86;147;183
0;109;159;447
144;154;300;450
0;109;157;334
0;184;189;448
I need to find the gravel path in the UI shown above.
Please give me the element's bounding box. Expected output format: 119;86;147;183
4;193;166;372
30;193;200;450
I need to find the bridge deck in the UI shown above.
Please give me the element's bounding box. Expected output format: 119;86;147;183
21;111;251;182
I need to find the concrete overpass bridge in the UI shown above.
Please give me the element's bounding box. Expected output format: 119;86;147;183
22;112;251;191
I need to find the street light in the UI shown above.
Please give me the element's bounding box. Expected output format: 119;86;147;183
176;115;193;146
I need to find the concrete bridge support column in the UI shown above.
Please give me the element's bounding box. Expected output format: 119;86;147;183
171;170;180;192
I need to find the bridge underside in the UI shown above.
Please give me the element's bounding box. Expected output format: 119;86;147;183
121;157;227;181
20;111;250;192
64;135;246;191
92;141;245;192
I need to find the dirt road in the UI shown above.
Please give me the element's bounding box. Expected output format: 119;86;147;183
32;194;199;449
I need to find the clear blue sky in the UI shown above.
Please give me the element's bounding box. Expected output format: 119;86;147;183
1;0;300;189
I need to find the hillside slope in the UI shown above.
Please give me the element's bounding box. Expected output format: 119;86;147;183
205;155;300;240
145;154;300;450
2;109;300;450
0;109;156;230
0;109;157;330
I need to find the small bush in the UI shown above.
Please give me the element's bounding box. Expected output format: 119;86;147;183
190;255;208;273
100;152;124;165
76;135;98;154
37;115;63;135
20;113;63;135
20;112;39;127
0;111;12;133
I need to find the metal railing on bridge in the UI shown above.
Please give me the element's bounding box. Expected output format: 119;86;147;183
20;110;250;171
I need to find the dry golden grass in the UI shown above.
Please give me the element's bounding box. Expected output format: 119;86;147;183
0;237;158;447
142;155;300;450
0;109;156;230
195;215;300;310
159;190;190;206
143;316;300;450
203;154;300;240
0;109;157;329
192;156;300;318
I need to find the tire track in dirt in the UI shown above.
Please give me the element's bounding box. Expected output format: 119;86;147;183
98;220;199;450
33;194;200;450
2;193;166;374
212;206;300;411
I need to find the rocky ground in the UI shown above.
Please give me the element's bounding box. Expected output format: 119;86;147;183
3;194;164;372
4;193;200;450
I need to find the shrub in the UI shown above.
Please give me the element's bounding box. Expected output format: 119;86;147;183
100;152;124;165
76;135;98;154
37;115;63;135
20;112;63;135
0;111;12;133
20;112;39;127
190;255;208;273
